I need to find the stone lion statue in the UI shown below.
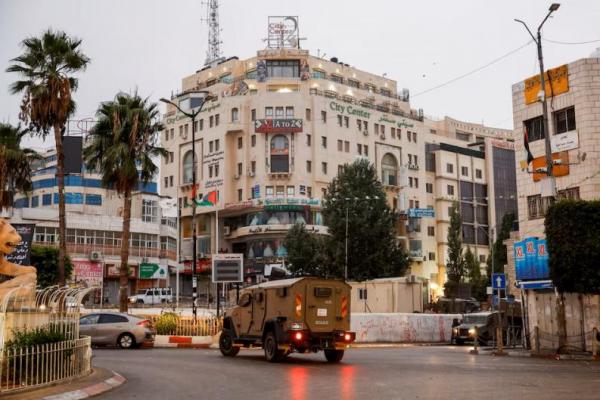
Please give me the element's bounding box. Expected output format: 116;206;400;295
0;219;37;301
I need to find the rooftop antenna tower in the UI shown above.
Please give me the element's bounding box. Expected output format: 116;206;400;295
203;0;222;65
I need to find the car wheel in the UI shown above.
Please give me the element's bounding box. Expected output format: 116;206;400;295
324;349;344;363
117;333;136;349
263;332;285;362
219;330;240;357
137;299;144;304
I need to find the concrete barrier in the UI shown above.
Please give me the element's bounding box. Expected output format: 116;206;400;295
351;313;462;343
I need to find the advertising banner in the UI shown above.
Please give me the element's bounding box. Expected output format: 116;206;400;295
514;241;527;279
72;260;103;287
212;254;244;283
536;239;550;280
524;64;569;105
514;237;550;281
5;223;35;265
139;263;168;279
255;119;303;133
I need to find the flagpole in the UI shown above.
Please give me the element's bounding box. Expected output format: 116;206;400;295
215;192;220;317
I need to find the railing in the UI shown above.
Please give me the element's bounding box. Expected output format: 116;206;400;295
35;242;175;260
0;337;92;393
145;315;222;337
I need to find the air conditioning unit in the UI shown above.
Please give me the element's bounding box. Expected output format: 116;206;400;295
90;251;102;261
223;226;231;236
407;275;417;283
380;133;386;140
362;130;369;136
248;171;255;177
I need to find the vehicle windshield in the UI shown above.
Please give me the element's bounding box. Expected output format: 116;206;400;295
463;315;488;324
137;290;147;295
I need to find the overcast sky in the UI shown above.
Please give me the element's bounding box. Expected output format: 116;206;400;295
1;0;599;149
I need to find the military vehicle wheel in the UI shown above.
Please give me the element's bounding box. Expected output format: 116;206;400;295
264;332;285;362
324;349;344;363
219;330;240;357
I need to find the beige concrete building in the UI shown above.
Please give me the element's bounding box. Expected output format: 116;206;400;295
161;43;515;299
10;145;176;303
505;55;600;290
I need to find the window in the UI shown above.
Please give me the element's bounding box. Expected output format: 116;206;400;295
446;163;454;174
553;106;576;134
276;107;284;118
524;116;545;142
237;163;243;176
209;141;214;153
142;200;158;223
344;116;349;128
321;110;327;123
322;136;327;148
266;186;274;197
198;120;204;131
238;189;243;201
31;196;39;208
265;107;273;118
338;139;343;151
364;145;368;157
251;109;256;121
251;135;256;147
407;131;411;142
337;115;343;127
527;195;554;219
391;127;396;138
209;115;214;128
276;186;285;196
321;188;327;197
183;151;194;183
99;314;128;324
215;139;220;151
408;154;413;164
169;176;173;186
429;252;436;261
427;226;435;236
164;177;168;187
285;107;294;118
374;123;379;133
287;186;295;196
312;69;326;79
305;108;311;121
412;132;417;142
409;177;413;187
456;131;471;141
426;183;433;193
338;165;344;175
209;165;213;178
461;166;469;176
344;141;350;153
557;187;580;200
380;88;391;97
237;136;243;149
475;169;482;179
447;185;455;196
231;108;239;122
358;288;367;300
330;74;343;84
215;114;220;126
381;153;398;186
266;60;300;78
357;144;363;154
479;254;486;263
270;135;289;173
215;164;219;177
251;161;256;174
306;160;312;173
414;178;419;188
356;119;362;131
306;134;311;146
322;162;328;175
348;79;360;88
42;193;52;206
363;121;368;131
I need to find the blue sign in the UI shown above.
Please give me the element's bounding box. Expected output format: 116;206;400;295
518;280;554;290
407;208;435;218
492;273;506;290
514;237;550;281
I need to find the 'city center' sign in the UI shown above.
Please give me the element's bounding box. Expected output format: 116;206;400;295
255;119;303;133
330;101;371;119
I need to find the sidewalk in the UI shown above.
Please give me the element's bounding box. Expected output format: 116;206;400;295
1;368;125;400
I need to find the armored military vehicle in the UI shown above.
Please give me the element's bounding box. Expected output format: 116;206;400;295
219;277;355;362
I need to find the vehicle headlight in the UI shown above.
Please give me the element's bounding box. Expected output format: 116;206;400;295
453;328;458;333
468;328;476;335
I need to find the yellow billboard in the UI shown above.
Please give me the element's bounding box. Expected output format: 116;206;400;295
524;64;569;105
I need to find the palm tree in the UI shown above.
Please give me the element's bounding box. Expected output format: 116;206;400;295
7;29;90;285
0;123;41;210
84;92;165;312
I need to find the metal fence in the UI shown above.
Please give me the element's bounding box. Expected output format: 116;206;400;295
145;314;222;337
0;336;91;392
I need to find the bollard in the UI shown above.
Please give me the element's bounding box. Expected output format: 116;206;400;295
593;327;598;358
534;326;540;354
470;328;479;355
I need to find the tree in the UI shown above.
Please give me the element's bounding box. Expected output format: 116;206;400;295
446;201;464;283
284;223;330;277
0;123;40;210
464;246;486;301
486;212;516;275
31;245;73;288
84;92;165;312
7;29;90;285
322;159;409;281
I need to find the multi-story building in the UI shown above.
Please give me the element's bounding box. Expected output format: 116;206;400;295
161;28;516;299
505;55;600;292
10;140;177;304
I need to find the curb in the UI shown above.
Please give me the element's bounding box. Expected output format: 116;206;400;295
42;371;125;400
152;335;216;349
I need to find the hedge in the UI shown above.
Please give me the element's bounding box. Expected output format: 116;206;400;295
545;200;600;294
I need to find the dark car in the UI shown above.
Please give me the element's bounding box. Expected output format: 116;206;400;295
79;312;155;349
453;311;502;345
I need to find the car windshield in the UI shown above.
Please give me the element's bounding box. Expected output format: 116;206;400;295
463;315;488;324
137;290;147;295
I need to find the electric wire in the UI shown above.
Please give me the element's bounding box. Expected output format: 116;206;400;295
544;38;600;45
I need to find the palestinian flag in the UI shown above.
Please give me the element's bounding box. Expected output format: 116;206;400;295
523;126;534;165
195;190;218;206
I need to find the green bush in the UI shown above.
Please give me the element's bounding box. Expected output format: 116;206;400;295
545;200;600;294
155;312;180;335
6;324;67;351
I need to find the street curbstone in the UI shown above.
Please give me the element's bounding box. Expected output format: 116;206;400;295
41;371;125;400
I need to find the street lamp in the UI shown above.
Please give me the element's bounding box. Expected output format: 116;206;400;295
160;91;215;319
515;3;561;197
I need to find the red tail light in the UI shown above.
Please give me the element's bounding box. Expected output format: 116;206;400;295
137;320;150;327
294;332;303;341
344;333;352;341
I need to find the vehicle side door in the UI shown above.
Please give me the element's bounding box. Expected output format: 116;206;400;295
79;314;100;343
235;292;253;336
250;289;266;337
96;314;130;345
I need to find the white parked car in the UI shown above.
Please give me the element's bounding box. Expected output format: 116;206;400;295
129;287;173;305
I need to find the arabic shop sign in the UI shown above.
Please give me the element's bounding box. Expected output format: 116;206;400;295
407;208;435;218
264;197;320;206
378;115;415;129
139;263;167;279
255;119;303;133
164;102;221;125
329;101;371;119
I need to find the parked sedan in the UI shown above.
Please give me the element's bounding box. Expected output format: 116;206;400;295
79;312;155;349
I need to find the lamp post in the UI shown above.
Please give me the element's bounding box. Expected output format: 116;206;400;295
515;3;561;197
160;91;214;319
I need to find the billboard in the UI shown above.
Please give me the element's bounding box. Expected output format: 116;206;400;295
524;64;569;105
267;16;299;49
255;119;303;133
212;254;243;283
139;263;167;279
63;136;83;174
514;237;550;281
5;224;35;265
72;259;103;287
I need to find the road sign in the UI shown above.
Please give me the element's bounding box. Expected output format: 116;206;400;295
492;273;506;290
212;254;244;283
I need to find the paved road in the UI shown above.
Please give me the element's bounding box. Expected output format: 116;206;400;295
93;346;600;400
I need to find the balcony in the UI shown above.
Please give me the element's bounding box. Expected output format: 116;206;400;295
35;242;173;260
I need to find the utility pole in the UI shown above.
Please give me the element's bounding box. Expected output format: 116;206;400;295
160;92;214;320
515;3;561;197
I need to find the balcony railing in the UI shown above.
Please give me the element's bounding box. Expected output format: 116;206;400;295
35;242;176;260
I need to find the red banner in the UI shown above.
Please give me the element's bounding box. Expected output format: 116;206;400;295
254;119;303;133
72;260;103;286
